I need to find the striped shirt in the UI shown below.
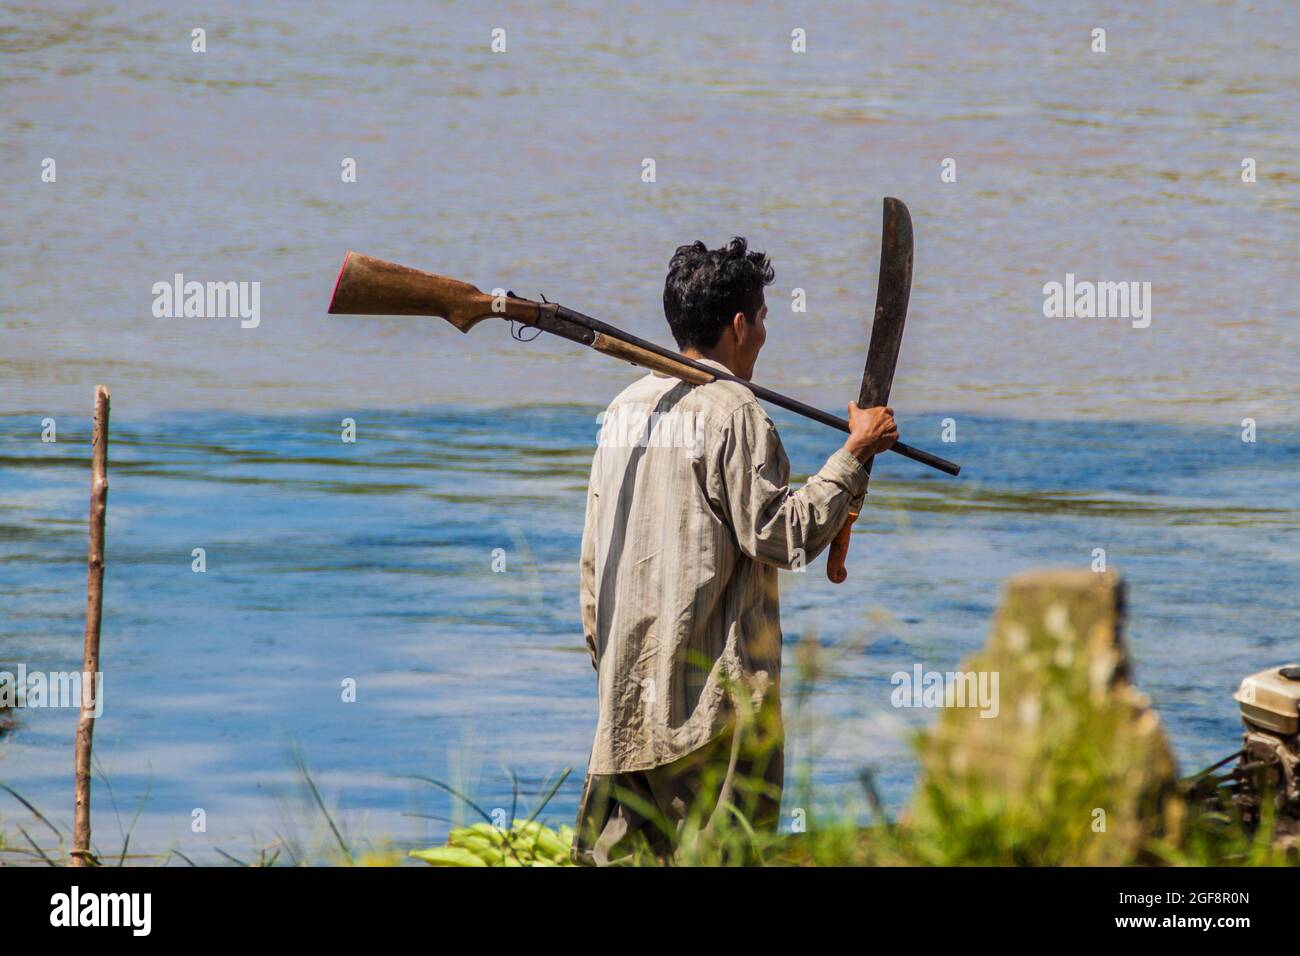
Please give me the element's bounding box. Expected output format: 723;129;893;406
580;359;870;774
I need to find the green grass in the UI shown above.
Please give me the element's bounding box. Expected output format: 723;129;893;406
2;639;1295;867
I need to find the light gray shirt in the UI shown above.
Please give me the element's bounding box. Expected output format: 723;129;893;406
580;359;869;774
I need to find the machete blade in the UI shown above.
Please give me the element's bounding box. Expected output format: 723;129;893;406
859;196;913;417
825;197;914;583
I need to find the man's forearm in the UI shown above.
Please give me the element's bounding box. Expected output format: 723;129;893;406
743;448;870;569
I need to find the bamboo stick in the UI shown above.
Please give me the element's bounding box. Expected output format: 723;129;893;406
72;384;109;866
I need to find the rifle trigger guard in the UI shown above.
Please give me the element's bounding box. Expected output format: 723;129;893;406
510;320;543;342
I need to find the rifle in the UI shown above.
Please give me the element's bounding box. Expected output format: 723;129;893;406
327;252;960;477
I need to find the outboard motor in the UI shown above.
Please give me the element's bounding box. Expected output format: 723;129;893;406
1231;664;1300;836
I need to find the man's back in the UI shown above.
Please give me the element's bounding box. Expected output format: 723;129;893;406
580;360;870;775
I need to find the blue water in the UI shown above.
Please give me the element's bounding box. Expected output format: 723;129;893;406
5;1;1297;422
1;408;1295;861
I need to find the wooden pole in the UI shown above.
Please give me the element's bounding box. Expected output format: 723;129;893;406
72;384;109;866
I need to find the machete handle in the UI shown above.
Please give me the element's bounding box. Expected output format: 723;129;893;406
826;510;858;584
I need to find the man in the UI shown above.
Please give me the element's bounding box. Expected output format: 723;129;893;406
572;238;898;865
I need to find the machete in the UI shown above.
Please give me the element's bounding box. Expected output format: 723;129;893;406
825;197;914;584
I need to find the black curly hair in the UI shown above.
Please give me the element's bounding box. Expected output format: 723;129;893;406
662;237;774;350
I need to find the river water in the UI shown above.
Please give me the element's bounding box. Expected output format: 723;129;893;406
1;2;1297;861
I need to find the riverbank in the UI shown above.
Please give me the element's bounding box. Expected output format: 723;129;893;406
7;566;1293;867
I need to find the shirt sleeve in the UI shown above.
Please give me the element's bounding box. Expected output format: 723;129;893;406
713;401;871;570
579;461;600;671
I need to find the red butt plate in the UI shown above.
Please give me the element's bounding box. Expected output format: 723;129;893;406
328;252;352;313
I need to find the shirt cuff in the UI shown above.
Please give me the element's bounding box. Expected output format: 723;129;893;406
820;447;871;499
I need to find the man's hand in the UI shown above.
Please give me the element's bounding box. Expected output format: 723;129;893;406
843;403;898;463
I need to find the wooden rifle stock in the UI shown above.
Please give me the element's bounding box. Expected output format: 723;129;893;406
328;252;960;477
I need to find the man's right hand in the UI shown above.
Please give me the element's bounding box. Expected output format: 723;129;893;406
843;402;898;463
